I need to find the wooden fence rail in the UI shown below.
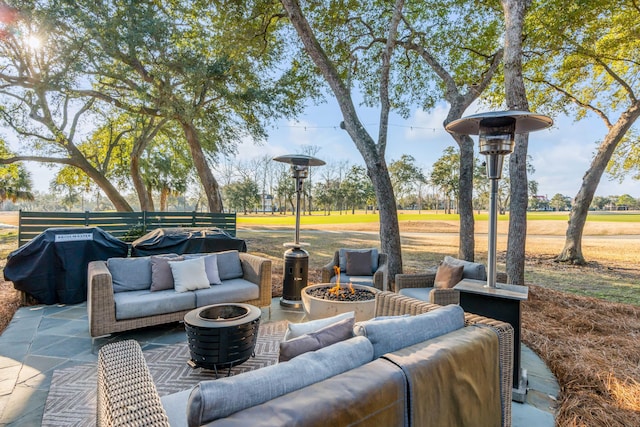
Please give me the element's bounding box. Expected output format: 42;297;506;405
18;211;237;247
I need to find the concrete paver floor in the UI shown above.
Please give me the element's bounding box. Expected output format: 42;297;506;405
0;298;558;426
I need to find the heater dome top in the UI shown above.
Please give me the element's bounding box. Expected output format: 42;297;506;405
445;110;553;135
273;154;326;167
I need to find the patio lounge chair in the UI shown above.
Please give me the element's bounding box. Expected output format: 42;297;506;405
321;248;388;291
395;256;507;305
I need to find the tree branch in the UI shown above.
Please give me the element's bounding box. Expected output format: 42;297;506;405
533;77;612;128
378;0;405;154
0;155;77;166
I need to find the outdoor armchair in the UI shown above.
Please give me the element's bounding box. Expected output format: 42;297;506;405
395;256;507;305
321;248;388;291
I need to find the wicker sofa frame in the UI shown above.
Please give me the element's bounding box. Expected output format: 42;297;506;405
88;252;272;338
96;291;513;427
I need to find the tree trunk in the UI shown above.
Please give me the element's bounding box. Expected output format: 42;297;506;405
281;0;403;289
65;145;134;212
179;121;223;212
160;187;169;211
557;105;640;264
131;155;154;211
501;0;532;285
456;134;476;261
130;119;166;211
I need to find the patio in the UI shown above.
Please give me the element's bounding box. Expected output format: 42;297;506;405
0;297;557;426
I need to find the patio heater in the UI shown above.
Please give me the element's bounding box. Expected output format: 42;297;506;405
273;154;326;309
446;110;553;288
446;110;552;402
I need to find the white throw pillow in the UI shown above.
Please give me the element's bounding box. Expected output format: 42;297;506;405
169;257;210;293
285;311;355;341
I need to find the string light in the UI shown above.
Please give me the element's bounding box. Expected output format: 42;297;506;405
285;123;440;132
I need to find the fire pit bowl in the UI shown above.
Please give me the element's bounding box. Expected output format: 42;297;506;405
301;283;380;322
184;303;261;376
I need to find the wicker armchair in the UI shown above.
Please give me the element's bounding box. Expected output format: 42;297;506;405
396;268;507;306
321;249;388;291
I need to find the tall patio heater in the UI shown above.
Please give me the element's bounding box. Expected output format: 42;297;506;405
273;154;326;309
446;110;552;402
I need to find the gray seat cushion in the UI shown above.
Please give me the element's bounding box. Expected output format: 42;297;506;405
114;289;196;320
329;274;374;287
398;287;434;302
193;279;259;307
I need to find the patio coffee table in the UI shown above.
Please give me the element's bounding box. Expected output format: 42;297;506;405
184;303;261;377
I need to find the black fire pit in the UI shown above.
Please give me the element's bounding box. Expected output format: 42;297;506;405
184;303;261;377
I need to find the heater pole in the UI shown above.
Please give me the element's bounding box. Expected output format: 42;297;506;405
294;175;302;245
487;177;499;288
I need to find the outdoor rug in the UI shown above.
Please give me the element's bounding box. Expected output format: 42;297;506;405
42;320;287;427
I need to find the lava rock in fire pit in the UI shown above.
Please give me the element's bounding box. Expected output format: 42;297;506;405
306;285;376;302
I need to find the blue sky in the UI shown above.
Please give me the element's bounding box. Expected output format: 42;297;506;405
236;98;640;200
23;98;640;200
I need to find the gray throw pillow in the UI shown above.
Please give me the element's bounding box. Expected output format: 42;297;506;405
338;248;378;273
150;255;183;292
353;305;465;359
285;311;355;340
346;250;373;276
443;256;487;281
216;250;243;280
107;257;152;292
279;317;355;362
184;254;222;285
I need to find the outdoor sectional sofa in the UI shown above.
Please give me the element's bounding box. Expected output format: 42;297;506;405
87;250;272;338
97;291;514;427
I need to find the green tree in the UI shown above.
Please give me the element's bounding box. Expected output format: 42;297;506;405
224;179;260;215
389;155;426;208
550;193;570;211
17;0;307;213
280;0;403;285
525;0;640;264
590;196;610;211
616;194;637;210
0;4;134;211
0;144;34;207
281;0;506;281
341;165;373;214
430;147;460;214
274;166;295;214
395;0;503;261
607;132;640;182
142;146;191;212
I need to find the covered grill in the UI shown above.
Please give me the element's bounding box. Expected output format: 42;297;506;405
4;227;128;304
130;227;246;257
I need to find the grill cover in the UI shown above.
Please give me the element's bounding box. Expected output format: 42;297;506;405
4;227;129;304
130;227;246;257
